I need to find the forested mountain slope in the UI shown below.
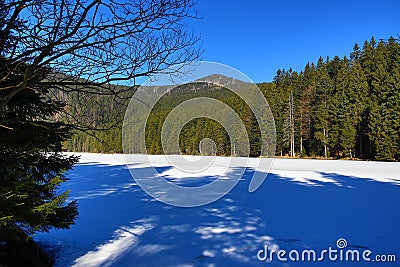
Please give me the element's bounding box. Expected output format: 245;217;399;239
63;37;400;161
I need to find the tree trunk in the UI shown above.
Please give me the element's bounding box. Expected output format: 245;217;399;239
323;127;327;158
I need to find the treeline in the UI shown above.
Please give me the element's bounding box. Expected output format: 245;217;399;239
65;81;264;156
59;85;133;153
64;36;400;161
141;82;263;157
263;36;399;161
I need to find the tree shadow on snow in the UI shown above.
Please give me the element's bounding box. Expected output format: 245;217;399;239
34;162;400;267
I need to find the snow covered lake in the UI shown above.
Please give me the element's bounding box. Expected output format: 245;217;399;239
35;153;400;266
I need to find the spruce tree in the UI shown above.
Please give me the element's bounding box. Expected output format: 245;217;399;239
314;57;334;158
329;58;347;157
367;38;400;160
348;55;369;158
386;37;400;160
298;63;316;156
0;59;79;264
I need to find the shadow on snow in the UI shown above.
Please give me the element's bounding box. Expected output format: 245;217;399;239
35;161;400;267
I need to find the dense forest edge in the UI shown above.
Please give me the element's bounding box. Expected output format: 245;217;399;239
63;37;400;161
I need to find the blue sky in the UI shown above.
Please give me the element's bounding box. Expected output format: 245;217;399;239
190;0;400;82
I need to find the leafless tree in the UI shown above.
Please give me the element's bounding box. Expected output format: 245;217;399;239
0;0;201;130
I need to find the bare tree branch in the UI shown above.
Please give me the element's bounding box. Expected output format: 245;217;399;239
0;0;202;120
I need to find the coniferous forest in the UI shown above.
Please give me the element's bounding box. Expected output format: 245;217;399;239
64;37;400;161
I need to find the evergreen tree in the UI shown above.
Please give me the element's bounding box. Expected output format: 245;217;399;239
368;38;400;160
348;54;369;158
0;59;78;264
385;37;400;161
314;57;334;158
298;63;316;156
330;57;361;158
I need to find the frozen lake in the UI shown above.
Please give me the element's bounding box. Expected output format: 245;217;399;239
35;153;400;266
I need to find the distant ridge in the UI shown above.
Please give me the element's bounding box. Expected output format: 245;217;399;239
195;74;250;85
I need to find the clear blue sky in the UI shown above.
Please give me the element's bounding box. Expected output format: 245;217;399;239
190;0;400;82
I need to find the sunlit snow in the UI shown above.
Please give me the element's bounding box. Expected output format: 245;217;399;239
35;153;400;266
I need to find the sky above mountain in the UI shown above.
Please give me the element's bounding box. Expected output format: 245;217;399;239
190;0;400;83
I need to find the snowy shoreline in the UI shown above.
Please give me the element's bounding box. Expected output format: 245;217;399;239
68;152;400;186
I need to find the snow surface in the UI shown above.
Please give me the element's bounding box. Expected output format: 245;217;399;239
34;153;400;266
